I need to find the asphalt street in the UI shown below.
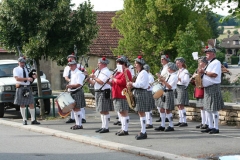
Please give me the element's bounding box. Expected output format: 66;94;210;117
1;107;240;160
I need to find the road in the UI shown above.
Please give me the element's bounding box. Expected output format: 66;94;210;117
0;124;153;160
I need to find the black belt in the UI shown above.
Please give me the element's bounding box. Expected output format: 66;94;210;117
164;89;173;92
70;89;81;94
20;85;30;87
95;89;110;92
132;88;146;90
177;84;184;86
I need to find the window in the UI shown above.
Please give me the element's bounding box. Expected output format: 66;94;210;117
233;40;239;45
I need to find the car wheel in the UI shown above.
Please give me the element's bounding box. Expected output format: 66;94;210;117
0;103;5;118
43;99;50;115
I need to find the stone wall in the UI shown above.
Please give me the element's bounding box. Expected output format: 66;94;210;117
84;97;240;126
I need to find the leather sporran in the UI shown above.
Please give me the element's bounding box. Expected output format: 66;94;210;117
104;89;111;99
194;87;204;98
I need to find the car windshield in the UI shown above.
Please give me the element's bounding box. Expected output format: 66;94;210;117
0;63;18;77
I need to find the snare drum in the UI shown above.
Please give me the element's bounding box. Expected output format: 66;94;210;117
152;82;164;99
55;92;76;114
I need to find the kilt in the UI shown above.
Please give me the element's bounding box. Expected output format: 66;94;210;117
70;89;86;109
155;97;163;108
160;91;175;110
203;84;224;111
175;85;189;106
14;86;34;106
95;90;113;112
133;89;151;112
196;98;203;107
147;91;155;110
113;98;129;112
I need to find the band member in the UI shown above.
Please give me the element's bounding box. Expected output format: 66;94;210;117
63;53;86;124
67;60;86;130
199;47;224;134
13;56;40;125
88;57;113;133
192;57;209;129
174;57;190;127
143;64;155;129
155;62;178;132
155;55;170;122
127;56;150;140
111;56;132;136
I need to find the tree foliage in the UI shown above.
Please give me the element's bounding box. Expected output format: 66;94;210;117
112;0;212;74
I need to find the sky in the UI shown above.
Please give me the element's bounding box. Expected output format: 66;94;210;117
71;0;236;16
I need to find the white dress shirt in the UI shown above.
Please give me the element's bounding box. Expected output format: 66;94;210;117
161;64;169;78
165;72;178;90
13;66;30;85
147;73;154;91
128;65;135;77
177;68;190;87
94;67;111;90
202;59;221;87
133;70;149;89
63;64;84;77
68;68;85;92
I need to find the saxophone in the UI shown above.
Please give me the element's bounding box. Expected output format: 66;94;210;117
121;68;135;110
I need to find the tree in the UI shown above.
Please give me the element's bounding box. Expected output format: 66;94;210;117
217;26;224;34
112;0;212;74
233;29;239;34
227;30;231;35
0;0;98;116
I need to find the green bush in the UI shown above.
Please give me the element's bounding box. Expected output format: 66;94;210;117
222;91;232;102
216;51;225;63
231;56;239;64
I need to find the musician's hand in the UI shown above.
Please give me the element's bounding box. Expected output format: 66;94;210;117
178;78;181;82
66;84;72;89
127;82;133;88
32;75;37;79
198;68;204;74
27;77;33;82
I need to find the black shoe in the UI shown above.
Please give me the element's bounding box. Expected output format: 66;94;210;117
70;125;83;130
165;126;174;132
115;129;122;135
196;124;203;129
165;118;169;122
135;132;147;140
154;126;165;131
179;123;188;127
174;122;182;126
200;124;209;129
201;128;212;133
146;124;153;129
82;119;86;123
99;128;109;133
209;128;219;134
31;120;40;125
156;118;161;122
113;121;121;125
23;120;27;125
95;128;103;133
117;130;129;136
66;119;75;123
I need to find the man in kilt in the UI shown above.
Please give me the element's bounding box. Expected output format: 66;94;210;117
63;53;87;124
67;60;86;130
174;57;190;127
88;57;113;133
143;64;155;129
155;62;178;132
155;55;170;123
110;56;132;136
127;56;150;140
198;47;224;134
13;56;40;125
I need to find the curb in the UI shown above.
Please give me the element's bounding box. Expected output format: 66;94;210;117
0;119;196;160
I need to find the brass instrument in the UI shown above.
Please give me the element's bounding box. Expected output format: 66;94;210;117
122;68;135;110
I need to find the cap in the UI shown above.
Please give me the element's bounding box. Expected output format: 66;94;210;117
167;62;178;71
175;57;185;63
67;53;77;59
134;55;145;65
161;54;171;62
98;57;109;64
18;56;26;63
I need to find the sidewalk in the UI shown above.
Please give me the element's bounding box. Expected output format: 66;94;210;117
1;107;240;160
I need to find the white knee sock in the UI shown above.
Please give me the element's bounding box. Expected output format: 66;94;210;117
104;114;109;129
101;114;104;128
201;109;206;125
20;107;26;121
212;111;219;129
157;107;161;118
182;109;187;123
117;112;121;120
70;110;75;119
81;107;85;119
167;113;173;127
74;111;82;126
160;112;166;127
179;110;183;123
140;117;146;133
205;110;209;125
122;116;129;131
29;108;35;121
207;111;213;129
145;112;150;124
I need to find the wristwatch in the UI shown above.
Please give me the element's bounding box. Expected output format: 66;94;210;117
204;71;207;75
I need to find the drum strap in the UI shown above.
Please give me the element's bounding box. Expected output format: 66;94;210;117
166;74;171;82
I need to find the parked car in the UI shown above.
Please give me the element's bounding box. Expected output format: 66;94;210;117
0;59;52;117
